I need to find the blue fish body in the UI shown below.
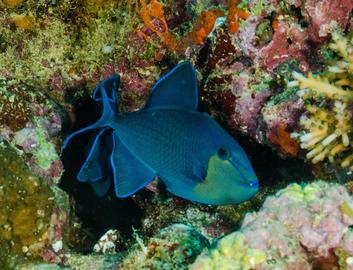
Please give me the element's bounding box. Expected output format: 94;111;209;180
63;61;259;205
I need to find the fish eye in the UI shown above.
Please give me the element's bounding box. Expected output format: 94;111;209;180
217;147;230;160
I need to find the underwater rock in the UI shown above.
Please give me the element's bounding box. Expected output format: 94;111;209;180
65;253;122;270
119;224;209;270
14;262;70;270
0;142;71;268
192;181;353;269
303;0;353;42
0;0;352;268
93;229;122;254
0;0;155;109
0;82;64;184
195;0;353;165
134;193;232;239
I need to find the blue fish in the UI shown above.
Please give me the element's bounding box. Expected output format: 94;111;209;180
63;61;259;205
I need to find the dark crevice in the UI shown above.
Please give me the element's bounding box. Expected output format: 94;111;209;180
60;95;143;252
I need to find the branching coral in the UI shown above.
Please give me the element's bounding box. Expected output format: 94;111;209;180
290;32;353;172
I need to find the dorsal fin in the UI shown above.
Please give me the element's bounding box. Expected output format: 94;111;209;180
92;74;120;113
144;61;199;110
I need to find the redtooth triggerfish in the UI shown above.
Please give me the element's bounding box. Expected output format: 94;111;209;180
63;61;259;205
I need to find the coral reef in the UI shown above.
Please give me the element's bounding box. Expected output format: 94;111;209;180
192;181;353;269
0;81;64;184
134;181;273;240
291;32;353;172
0;142;71;268
119;224;209;270
0;1;142;101
191;0;353;168
65;253;122;270
0;0;352;268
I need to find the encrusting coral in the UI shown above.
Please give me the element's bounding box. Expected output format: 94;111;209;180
119;224;209;270
192;181;353;270
0;142;71;268
290;32;353;172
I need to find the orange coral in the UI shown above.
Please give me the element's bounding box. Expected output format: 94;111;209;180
227;0;250;33
270;123;299;156
137;0;224;52
138;0;179;51
184;9;225;46
2;0;23;8
272;19;279;31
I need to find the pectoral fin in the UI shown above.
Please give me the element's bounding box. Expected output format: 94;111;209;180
111;133;157;198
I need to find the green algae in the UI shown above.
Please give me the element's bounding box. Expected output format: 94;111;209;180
250;70;273;93
269;87;298;105
0;142;54;268
251;0;265;16
340;202;353;218
33;127;58;170
255;19;273;46
0;1;138;100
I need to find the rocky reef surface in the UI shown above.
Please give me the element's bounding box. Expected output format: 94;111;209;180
192;181;353;270
0;0;352;269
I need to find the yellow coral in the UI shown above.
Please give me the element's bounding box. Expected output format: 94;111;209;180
290;32;353;172
2;0;23;8
10;14;36;29
0;143;54;266
192;232;267;270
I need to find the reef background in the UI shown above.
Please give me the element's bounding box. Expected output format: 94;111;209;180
0;0;352;269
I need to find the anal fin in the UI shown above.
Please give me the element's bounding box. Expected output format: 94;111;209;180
77;128;112;182
89;176;111;197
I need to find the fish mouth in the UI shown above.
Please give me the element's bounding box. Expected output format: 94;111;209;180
228;159;259;188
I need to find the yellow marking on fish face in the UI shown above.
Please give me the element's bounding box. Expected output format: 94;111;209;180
193;150;258;204
193;153;239;202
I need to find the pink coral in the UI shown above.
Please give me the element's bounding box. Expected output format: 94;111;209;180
303;0;353;42
236;0;353;71
258;20;312;72
192;181;353;269
230;72;272;138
